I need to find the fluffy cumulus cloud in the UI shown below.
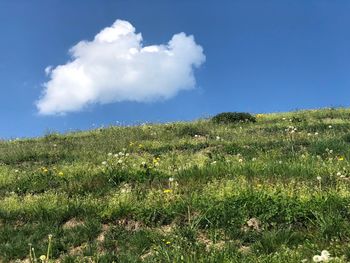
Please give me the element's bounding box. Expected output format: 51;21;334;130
36;20;205;115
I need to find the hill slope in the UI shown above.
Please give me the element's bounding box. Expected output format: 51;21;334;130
1;108;350;262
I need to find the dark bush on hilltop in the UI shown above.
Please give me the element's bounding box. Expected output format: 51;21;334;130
212;112;256;124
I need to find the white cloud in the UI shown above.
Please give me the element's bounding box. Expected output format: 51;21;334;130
36;19;205;115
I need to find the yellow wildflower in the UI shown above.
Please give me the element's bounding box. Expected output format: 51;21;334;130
163;189;172;194
338;156;345;161
58;171;64;176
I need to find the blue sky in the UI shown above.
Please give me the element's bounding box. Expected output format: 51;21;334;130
1;0;350;138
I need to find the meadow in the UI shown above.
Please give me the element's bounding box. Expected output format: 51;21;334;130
1;108;350;262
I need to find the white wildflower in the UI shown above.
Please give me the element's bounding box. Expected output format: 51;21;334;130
313;255;323;262
321;250;330;260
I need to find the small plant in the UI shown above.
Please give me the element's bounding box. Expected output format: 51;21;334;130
211;112;256;124
28;234;52;263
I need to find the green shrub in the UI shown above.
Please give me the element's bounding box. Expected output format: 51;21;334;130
211;112;256;124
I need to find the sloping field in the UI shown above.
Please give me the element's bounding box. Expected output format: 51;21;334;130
1;108;350;262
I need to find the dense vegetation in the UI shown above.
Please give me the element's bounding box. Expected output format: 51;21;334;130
211;112;256;124
1;108;350;262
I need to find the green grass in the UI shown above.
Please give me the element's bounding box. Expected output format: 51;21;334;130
1;107;350;262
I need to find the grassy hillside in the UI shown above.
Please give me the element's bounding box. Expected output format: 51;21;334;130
2;108;350;262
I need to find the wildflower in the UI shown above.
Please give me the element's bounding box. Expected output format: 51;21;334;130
216;136;221;140
125;153;130;157
328;125;332;129
168;177;174;182
141;161;146;166
165;241;171;245
317;176;322;181
107;152;112;156
163;189;172;194
58;171;64;176
315;132;319;135
307;133;312;136
119;151;124;156
338;156;344;161
313;250;331;262
117;159;123;164
39;255;46;262
139;144;143;148
14;169;19;173
313;255;323;262
282;117;286;120
43;168;48;173
102;161;107;165
252;158;257;161
321;250;330;259
129;142;134;146
238;158;243;163
278;161;283;164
